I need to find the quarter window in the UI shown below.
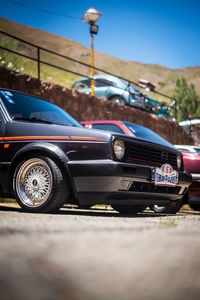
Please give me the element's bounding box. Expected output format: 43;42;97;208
94;79;114;87
73;80;91;90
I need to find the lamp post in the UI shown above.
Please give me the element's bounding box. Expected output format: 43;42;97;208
82;8;102;96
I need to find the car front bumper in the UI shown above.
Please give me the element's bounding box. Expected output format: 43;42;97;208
68;160;191;206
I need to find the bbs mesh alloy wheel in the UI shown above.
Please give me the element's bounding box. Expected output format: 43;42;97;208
14;157;69;213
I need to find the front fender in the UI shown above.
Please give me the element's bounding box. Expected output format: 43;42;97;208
9;142;78;201
11;141;69;166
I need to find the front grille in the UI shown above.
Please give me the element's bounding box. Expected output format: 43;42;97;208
129;181;181;194
127;142;178;169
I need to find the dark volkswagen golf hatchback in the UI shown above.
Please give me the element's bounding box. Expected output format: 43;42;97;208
0;88;191;214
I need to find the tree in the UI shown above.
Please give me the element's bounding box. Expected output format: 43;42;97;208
172;77;200;122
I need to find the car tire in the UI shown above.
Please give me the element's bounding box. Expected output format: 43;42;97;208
13;157;69;213
111;204;146;215
110;95;126;105
151;198;184;214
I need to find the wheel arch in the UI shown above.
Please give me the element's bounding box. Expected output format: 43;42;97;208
9;142;78;203
108;94;126;101
107;94;127;105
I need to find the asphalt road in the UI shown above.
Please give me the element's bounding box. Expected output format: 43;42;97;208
0;204;200;300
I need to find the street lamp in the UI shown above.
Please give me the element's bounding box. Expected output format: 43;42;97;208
82;8;102;96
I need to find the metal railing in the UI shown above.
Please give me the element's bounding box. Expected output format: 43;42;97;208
0;30;177;118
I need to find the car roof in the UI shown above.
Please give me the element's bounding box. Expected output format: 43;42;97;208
81;120;123;124
81;120;151;129
74;74;124;83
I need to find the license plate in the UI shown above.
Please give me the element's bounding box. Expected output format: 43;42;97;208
152;164;178;186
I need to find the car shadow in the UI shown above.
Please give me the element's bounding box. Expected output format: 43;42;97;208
0;203;160;218
59;206;200;218
0;203;199;218
59;207;162;218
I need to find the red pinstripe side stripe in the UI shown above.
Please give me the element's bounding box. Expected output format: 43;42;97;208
0;136;106;142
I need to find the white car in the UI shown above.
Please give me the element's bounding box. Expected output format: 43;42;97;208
174;145;200;154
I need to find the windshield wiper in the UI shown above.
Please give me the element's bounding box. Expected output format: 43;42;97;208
12;117;53;124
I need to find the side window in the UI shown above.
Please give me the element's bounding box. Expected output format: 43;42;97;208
73;80;91;90
94;79;114;88
92;123;124;134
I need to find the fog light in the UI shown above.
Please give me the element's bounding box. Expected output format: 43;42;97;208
118;180;132;191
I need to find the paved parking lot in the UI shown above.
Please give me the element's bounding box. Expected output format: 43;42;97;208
0;204;200;300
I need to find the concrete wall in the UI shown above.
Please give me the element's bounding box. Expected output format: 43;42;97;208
0;67;193;145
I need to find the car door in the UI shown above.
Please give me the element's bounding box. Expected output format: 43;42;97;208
94;78;114;99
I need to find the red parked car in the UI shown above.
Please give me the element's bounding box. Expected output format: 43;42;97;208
174;145;200;211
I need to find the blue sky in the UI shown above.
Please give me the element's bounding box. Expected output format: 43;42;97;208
1;0;200;69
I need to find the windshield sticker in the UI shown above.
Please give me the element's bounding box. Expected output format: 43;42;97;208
128;126;136;133
5;91;13;97
0;91;15;104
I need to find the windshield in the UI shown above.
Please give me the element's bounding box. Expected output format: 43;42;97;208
0;90;81;127
121;81;142;95
123;122;172;147
194;148;200;154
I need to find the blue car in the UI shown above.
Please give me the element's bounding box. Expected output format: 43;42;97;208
71;74;150;111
